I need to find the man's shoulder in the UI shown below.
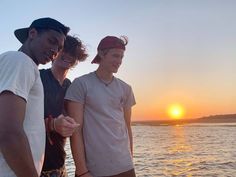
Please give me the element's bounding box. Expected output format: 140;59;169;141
115;77;131;88
1;51;27;59
64;78;72;87
73;72;94;83
39;69;50;84
39;68;50;76
0;51;35;68
0;51;18;57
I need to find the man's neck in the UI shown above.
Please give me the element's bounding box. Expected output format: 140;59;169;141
51;66;68;84
96;68;113;82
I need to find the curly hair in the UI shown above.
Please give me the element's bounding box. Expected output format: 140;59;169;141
63;35;88;62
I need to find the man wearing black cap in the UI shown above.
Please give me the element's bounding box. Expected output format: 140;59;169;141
0;17;69;177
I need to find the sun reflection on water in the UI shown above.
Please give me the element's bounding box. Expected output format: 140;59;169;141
163;126;195;176
162;125;217;176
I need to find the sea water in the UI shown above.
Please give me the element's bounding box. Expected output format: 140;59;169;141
65;123;236;177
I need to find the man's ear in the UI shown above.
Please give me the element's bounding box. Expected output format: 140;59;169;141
28;28;38;40
98;50;104;58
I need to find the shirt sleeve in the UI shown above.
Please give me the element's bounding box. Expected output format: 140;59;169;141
124;85;136;108
65;77;86;104
0;52;35;101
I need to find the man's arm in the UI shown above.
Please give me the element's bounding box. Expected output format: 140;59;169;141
65;100;92;177
0;91;38;177
124;107;134;156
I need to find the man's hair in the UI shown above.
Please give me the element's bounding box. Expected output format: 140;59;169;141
63;35;88;62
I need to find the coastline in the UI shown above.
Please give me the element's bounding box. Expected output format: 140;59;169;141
132;113;236;126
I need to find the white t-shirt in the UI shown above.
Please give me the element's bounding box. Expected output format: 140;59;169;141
0;51;45;176
65;72;136;176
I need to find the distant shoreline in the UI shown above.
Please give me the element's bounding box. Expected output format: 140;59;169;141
132;113;236;126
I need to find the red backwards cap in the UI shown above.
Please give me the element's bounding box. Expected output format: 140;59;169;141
91;36;127;64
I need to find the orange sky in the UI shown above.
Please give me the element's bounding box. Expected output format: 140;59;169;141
132;86;236;121
2;1;236;122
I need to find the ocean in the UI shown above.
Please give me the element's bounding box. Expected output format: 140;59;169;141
65;123;236;177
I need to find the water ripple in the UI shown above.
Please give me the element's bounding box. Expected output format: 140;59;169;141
65;123;236;177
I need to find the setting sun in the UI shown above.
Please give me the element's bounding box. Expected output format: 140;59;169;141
167;104;185;120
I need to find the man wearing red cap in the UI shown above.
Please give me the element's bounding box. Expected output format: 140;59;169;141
0;17;69;177
65;36;136;177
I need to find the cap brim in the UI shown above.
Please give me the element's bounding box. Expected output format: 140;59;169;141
91;54;101;64
14;28;29;44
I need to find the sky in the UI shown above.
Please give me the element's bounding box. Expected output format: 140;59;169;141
1;0;236;121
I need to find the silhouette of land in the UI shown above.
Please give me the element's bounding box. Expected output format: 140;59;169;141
132;114;236;126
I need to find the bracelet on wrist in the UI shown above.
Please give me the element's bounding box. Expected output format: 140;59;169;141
75;170;89;177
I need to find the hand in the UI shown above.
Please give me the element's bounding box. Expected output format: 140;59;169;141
54;114;79;137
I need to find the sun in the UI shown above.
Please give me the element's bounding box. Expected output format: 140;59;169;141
167;104;185;120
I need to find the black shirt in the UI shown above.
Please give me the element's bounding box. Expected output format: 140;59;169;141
40;69;71;171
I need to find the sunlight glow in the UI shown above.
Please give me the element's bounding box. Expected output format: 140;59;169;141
167;104;185;120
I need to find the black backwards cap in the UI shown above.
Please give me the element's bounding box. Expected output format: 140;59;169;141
14;17;70;43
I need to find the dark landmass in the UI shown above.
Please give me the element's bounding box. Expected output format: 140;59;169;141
132;114;236;126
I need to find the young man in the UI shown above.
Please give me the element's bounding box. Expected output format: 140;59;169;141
40;35;88;177
65;36;136;177
0;17;69;177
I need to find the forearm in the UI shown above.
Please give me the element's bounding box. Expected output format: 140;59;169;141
0;131;38;177
127;126;134;156
124;107;134;156
71;132;88;174
65;100;88;175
